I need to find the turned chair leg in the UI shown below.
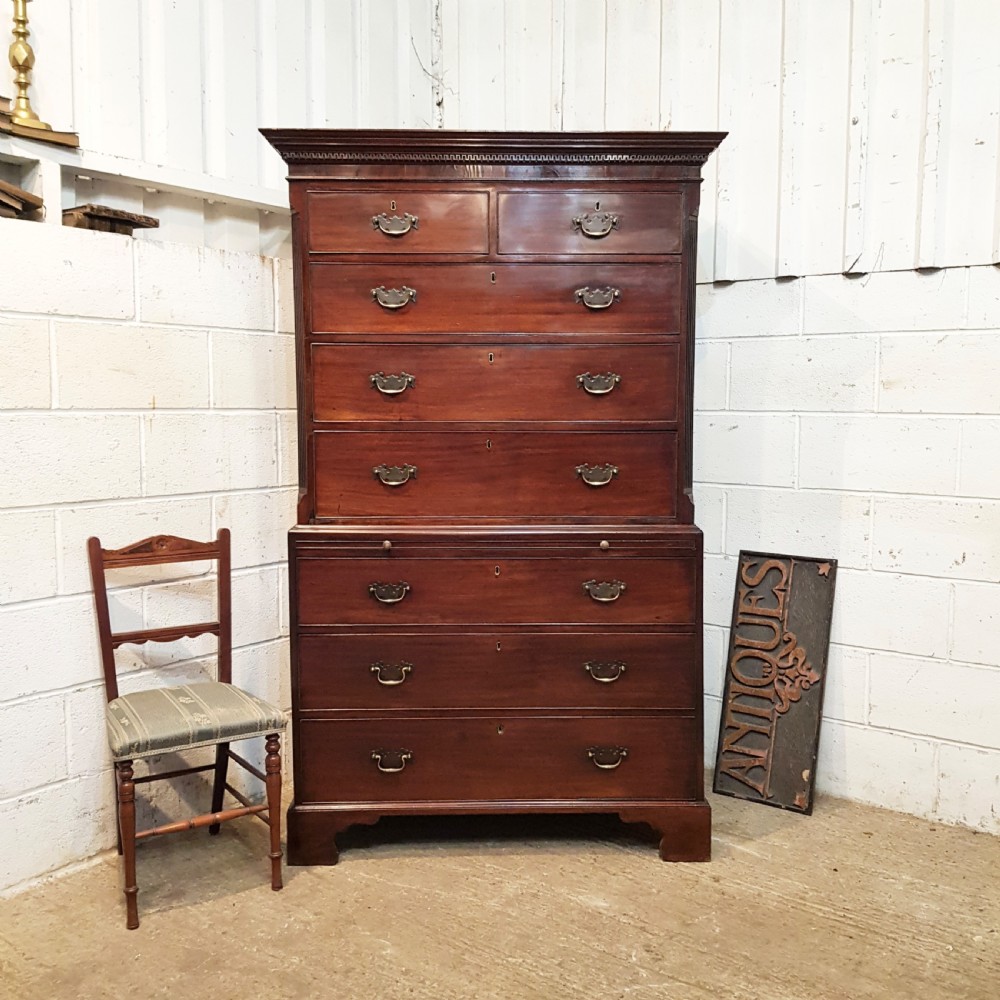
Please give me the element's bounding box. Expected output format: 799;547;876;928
116;760;140;930
209;742;230;835
112;770;122;855
265;733;283;891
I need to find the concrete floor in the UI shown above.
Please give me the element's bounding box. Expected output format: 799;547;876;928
1;789;997;1000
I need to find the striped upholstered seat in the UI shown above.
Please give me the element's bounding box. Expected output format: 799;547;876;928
106;682;285;761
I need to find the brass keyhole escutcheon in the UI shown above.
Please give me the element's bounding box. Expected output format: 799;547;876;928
488;352;494;363
496;641;502;652
495;565;501;576
490;271;496;283
595;200;600;210
497;724;504;735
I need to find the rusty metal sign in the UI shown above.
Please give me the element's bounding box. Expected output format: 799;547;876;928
713;551;837;814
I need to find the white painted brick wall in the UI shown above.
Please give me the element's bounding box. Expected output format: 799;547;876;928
0;221;292;895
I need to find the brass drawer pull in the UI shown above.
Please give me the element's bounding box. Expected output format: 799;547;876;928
372;212;419;236
575;286;621;310
577;372;621;395
587;746;628;769
572;211;619;238
575;463;618;487
370;661;413;685
582;579;626;602
371;371;415;395
584;660;627;683
371;749;413;773
372;285;417;309
373;463;417;486
369;581;410;604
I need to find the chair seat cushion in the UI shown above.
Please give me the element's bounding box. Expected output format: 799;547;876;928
106;682;286;761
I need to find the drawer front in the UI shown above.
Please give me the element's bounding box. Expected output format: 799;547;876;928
309;263;682;334
296;715;700;803
498;190;683;255
296;553;697;626
297;632;699;710
306;191;489;254
313;430;677;519
311;343;679;423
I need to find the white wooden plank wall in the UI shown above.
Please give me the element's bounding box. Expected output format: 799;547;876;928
10;0;1000;275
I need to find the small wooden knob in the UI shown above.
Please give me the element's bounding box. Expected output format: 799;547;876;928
600;540;610;551
382;540;392;552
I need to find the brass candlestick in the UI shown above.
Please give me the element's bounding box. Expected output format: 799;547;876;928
9;0;50;131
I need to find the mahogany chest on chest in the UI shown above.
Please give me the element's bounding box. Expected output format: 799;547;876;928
262;128;725;863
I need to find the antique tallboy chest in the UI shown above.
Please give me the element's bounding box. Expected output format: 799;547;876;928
262;129;725;864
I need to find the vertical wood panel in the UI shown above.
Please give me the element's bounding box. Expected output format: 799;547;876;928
24;0;76;132
444;0;506;129
605;0;661;128
561;0;607;130
308;0;361;128
844;0;873;273
504;0;557;129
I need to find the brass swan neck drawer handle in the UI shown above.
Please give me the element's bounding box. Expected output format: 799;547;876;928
371;371;415;395
572;211;620;238
582;579;626;602
372;285;417;309
371;749;413;773
372;212;419;236
584;660;627;683
577;372;621;395
373;463;417;486
370;661;413;685
369;581;410;604
575;463;618;487
575;286;621;310
587;746;629;769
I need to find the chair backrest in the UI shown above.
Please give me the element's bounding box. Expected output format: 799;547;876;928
87;529;232;702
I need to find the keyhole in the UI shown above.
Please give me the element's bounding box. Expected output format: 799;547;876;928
495;565;501;576
488;352;494;363
486;438;492;450
497;724;505;735
595;200;601;210
496;641;502;652
390;199;396;211
490;271;496;283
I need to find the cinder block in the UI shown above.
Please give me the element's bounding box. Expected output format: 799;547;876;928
278;564;289;637
730;335;877;412
831;569;950;658
275;257;296;334
232;567;282;648
0;694;67;799
142;413;278;494
872;497;1000;581
959;419;1000;498
694;414;797;487
703;694;722;762
57;497;213;595
823;645;868;725
54;323;209;409
277;412;299;487
693;341;728;410
0;316;50;408
0;219;135;319
869;653;999;747
233;639;291;714
137;241;274;330
210;331;296;409
966;264;1000;329
702;553;737;629
935;744;1000;834
0;414;141;508
880;332;999;414
951;582;1000;666
213;488;296;568
815;721;937;815
799;416;959;494
803;269;966;335
703;624;728;699
64;684;110;777
0;510;57;604
695;278;802;339
725;487;871;569
140;577;217;667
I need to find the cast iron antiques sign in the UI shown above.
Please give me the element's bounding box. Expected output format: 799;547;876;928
713;551;837;814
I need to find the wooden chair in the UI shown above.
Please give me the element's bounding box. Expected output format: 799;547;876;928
87;529;286;929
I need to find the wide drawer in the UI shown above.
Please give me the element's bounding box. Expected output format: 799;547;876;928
306;190;489;254
498;190;683;255
309;263;682;334
313;429;677;519
310;342;679;424
297;631;699;710
295;715;701;803
295;552;697;626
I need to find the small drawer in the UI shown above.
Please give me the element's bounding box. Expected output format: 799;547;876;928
309;263;682;335
295;550;697;626
311;342;679;424
313;429;677;519
306;190;489;254
498;190;683;255
297;631;699;710
295;715;700;803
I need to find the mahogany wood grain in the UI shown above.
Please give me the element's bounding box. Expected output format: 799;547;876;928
310;342;679;424
296;631;698;711
309;262;682;335
295;715;700;803
312;430;677;519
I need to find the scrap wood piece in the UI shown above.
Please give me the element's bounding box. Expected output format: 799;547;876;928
0;176;43;218
713;550;838;815
62;203;159;235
